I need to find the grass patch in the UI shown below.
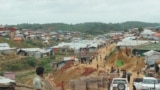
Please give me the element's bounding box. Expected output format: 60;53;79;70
16;70;35;81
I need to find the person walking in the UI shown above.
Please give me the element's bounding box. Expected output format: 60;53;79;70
107;79;111;90
97;64;99;70
127;72;132;83
117;68;120;76
100;55;102;61
122;70;127;78
33;67;45;90
96;55;98;61
137;71;140;77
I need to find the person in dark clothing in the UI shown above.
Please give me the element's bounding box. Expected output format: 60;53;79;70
117;68;120;76
133;85;136;90
137;71;139;77
97;64;99;70
100;55;102;61
117;68;120;73
110;66;114;73
107;79;111;90
122;70;127;78
127;72;132;83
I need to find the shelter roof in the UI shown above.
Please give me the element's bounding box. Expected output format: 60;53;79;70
143;50;160;56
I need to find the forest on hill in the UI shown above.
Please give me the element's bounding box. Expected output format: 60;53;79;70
10;21;160;35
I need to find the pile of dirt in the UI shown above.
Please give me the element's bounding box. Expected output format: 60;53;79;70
53;65;84;89
59;61;74;72
106;48;145;71
53;64;100;89
81;67;97;76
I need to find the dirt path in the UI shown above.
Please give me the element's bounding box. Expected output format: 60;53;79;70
99;44;144;90
86;43;144;90
15;87;33;90
86;43;116;69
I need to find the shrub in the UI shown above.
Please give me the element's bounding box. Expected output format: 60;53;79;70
50;55;56;59
23;57;37;67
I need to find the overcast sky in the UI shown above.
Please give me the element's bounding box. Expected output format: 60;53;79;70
0;0;160;25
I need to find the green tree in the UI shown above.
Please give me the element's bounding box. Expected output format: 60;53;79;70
24;57;37;67
138;27;144;33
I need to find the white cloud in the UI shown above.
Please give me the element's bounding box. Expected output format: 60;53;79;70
0;0;160;25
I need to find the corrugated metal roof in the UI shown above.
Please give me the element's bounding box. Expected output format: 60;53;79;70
21;48;50;53
117;40;148;47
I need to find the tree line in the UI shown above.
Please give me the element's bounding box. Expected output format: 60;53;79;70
8;21;160;35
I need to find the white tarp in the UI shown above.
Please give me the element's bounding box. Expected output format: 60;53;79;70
0;43;10;47
143;50;160;56
64;57;74;61
122;36;136;41
21;48;49;53
141;29;155;35
88;43;98;48
54;39;106;51
0;43;15;51
56;40;99;50
0;47;15;50
63;57;78;61
144;50;160;65
117;40;148;47
0;76;15;84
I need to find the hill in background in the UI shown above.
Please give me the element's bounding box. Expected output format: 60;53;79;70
8;21;160;35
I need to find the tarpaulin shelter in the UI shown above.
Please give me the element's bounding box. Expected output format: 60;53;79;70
143;50;160;65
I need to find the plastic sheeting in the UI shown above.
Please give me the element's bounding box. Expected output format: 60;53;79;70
143;50;160;56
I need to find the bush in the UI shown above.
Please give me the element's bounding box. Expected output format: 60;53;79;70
39;57;55;73
23;57;37;67
3;62;22;71
44;64;53;73
50;55;56;59
1;56;55;73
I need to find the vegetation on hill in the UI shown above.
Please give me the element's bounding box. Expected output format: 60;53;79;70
0;37;45;48
1;56;56;72
9;21;160;35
